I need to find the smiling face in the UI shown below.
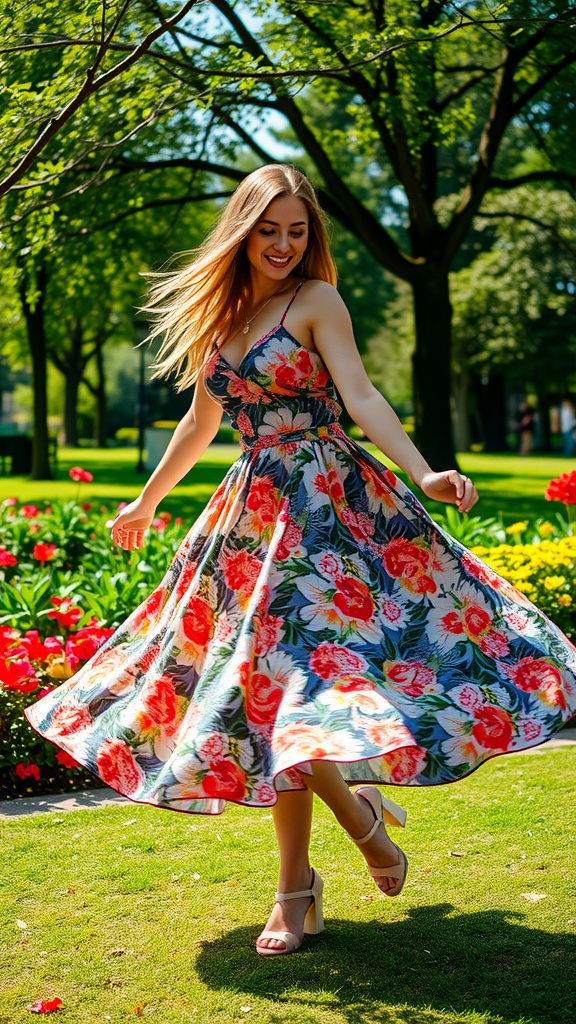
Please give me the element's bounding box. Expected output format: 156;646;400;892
245;194;309;288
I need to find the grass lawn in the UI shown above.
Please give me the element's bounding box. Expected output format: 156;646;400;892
1;747;575;1024
0;445;570;524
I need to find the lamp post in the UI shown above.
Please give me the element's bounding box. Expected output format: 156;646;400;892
134;318;148;474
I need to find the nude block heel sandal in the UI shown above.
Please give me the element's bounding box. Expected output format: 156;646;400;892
354;786;408;897
256;868;324;956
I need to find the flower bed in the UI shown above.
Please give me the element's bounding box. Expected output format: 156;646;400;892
0;472;187;799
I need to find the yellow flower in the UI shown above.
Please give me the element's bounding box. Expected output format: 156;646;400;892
539;522;555;536
543;575;566;591
558;594;573;607
506;521;529;535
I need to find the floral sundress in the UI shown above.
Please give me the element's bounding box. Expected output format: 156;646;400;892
24;285;576;814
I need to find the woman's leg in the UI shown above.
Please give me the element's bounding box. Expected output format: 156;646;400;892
256;787;315;952
302;760;404;892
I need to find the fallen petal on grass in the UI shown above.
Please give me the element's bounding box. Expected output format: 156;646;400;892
27;997;63;1013
521;892;547;902
16;919;28;929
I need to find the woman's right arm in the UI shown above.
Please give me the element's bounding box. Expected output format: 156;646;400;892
110;371;222;548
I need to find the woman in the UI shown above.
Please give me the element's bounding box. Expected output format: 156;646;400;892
24;165;576;957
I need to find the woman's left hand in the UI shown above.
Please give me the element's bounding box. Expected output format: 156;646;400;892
418;470;478;513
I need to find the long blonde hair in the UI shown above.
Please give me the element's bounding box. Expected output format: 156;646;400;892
145;164;337;390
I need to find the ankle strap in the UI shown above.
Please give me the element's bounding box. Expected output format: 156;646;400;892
275;886;313;902
353;816;381;846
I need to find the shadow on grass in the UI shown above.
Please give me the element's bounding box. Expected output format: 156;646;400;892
196;903;574;1024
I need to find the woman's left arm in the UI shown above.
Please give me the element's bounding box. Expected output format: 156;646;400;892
308;283;478;514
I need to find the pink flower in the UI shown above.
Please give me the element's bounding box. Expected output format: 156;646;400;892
0;546;17;567
69;466;93;483
2;497;17;507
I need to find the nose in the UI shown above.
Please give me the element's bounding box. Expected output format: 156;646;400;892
273;234;292;253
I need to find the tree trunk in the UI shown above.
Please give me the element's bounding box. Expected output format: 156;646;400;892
64;372;80;447
19;268;53;480
411;268;458;470
473;373;508;452
93;341;107;447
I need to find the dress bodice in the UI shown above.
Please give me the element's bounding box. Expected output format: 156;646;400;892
204;326;344;451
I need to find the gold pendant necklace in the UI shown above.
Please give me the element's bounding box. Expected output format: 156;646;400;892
242;289;284;334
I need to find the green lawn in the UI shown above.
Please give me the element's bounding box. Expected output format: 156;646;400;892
0;444;570;524
1;747;575;1024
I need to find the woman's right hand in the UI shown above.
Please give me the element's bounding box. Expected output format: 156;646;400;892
109;498;157;550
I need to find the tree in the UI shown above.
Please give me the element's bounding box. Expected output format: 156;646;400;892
3;2;576;468
451;186;576;452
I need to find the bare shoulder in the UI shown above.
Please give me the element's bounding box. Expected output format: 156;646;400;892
300;279;346;309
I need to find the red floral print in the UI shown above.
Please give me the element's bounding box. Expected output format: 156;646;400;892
96;738;143;795
471;705;513;751
223;549;262;593
139;674;178;728
203;758;247;801
310;642;367;680
333;576;374;621
182;597;214;647
50;700;93;735
386;661;436;697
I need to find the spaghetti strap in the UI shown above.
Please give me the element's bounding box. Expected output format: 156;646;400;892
280;281;305;325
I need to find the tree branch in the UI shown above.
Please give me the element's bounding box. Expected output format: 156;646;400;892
0;0;200;198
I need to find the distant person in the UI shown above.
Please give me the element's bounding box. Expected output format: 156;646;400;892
560;398;576;458
518;401;535;456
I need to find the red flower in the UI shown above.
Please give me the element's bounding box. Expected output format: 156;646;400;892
13;630;63;662
333;576;374;621
19;504;39;518
254;613;283;656
95;738;143;795
463;605;491;637
309;642;366;680
510;657;566;710
1;656;38;691
82;502;92;511
313;468;345;503
182;597;214;646
440;611;464;635
545;470;576;505
386;660;436;696
0;546;17;566
239;661;284;726
47;597;83;628
471;705;513;751
0;625;21;653
69;466;93;483
27;997;63;1013
158;511;172;522
50;700;93;735
33;542;57;563
382;537;429;578
383;745;428;783
203;758;247;801
15;760;40;781
139;674;178;728
223;549;262;593
55;750;81;769
246;475;278;525
65;625;114;669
